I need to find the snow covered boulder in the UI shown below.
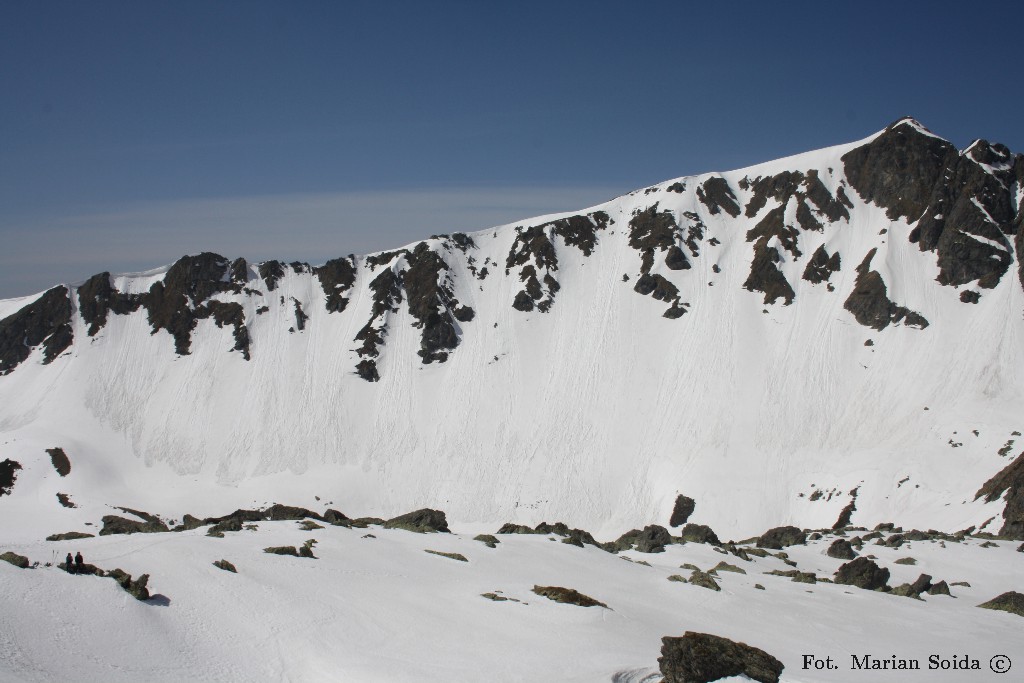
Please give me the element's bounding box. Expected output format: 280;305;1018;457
658;631;784;683
834;557;889;590
756;526;807;549
384;508;449;533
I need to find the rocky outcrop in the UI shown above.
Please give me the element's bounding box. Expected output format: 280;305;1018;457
107;568;150;601
802;245;841;285
827;538;857;560
844;249;929;330
384;508;450;533
974;452;1024;539
46;531;94;542
46;447;71;477
0;459;21;496
658;631;784;683
0;551;30;568
977;591;1024;617
0;285;74;374
610;525;673;553
756;526;806;549
313;257;357;313
696;177;741;218
680;524;720;545
213;559;237;573
842;118;955;223
532;585;607;608
100;508;169;536
834;557;889;590
669;495;696;527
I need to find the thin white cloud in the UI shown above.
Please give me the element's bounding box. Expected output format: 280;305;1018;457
0;185;625;299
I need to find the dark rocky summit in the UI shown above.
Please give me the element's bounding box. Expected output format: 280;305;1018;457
0;286;74;374
659;631;784;683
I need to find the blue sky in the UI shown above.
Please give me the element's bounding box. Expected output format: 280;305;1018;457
1;0;1021;298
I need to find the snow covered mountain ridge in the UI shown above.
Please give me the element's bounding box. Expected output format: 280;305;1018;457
2;117;1023;541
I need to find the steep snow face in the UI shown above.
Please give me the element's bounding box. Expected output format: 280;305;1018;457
1;118;1023;540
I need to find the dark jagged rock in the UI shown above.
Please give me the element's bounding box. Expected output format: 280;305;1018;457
355;359;380;382
46;531;94;541
960;290;981;304
207;518;242;537
0;285;74;374
56;493;76;508
291;298;308;331
634;273;679;302
743;242;795;306
107;568;150;600
629;205;683;274
404;242;464;363
258;260;286;291
687;570;721;591
928;580;950;596
834;557;889;590
264;545;299;556
842;118;955;222
77;272;142;336
681;523;720;545
974;452;1024;539
47;447;71;477
197;300;251;359
827;538;857;560
384;508;449;533
833;488;859;529
756;526;806;549
352;267;404;375
0;551;30;568
659;631;784;683
696;177;741;217
802;245;841;284
313;257;357;313
669;495;696;527
229;257;248;284
213;559;237;573
496;523;542;535
977;591;1024;617
548;212;610;257
505;225;561;313
532;585;607;608
0;459;22;496
844;249;929;330
611;525;673;553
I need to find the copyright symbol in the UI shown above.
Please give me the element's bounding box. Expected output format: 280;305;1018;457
990;655;1011;674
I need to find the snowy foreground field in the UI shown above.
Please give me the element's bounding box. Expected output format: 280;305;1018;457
1;516;1021;683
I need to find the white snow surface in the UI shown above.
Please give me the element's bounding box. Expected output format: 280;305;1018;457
0;123;1021;545
1;524;1021;682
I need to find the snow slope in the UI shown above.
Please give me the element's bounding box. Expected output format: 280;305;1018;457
0;118;1022;542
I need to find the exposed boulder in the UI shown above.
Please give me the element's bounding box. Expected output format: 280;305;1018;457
0;551;30;568
680;524;720;545
107;568;150;601
264;504;324;522
213;559;237;573
47;447;71;477
45;531;94;542
827;538;857;560
424;549;467;562
384;508;450;533
669;495;696;527
611;525;673;553
532;585;607;608
834;557;890;590
323;509;350;526
658;631;784;683
264;546;299;556
474;534;499;548
977;591;1024;617
756;526;807;549
687;570;721;591
928;581;951;596
99;513;169;536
